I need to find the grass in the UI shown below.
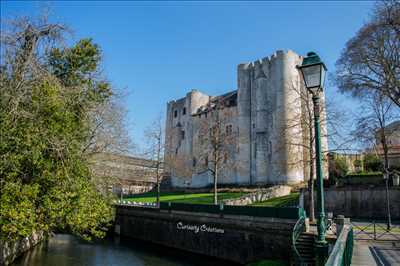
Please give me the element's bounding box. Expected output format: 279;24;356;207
250;193;300;207
124;191;247;204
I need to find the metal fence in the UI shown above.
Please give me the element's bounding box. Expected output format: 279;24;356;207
350;220;400;241
116;200;306;219
116;200;157;207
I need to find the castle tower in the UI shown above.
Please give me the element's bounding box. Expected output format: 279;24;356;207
165;50;329;188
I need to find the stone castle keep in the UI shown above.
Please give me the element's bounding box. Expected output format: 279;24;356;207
165;50;328;188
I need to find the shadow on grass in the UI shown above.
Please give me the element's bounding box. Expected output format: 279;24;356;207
250;193;300;207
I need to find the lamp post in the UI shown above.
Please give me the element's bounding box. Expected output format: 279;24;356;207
298;52;328;264
383;170;392;231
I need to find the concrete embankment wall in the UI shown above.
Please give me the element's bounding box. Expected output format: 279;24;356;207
0;231;44;265
115;206;298;264
302;187;400;220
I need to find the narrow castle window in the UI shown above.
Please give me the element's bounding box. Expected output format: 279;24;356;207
193;157;196;167
183;107;186;115
174;110;178;118
181;130;185;140
226;125;232;135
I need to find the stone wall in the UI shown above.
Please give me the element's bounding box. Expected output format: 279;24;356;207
223;185;292;206
0;231;44;265
115;206;298;264
302;187;400;219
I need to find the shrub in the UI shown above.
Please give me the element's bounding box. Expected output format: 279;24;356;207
329;156;349;179
363;153;382;172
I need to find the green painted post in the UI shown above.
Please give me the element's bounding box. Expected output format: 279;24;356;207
312;94;328;265
298;51;329;265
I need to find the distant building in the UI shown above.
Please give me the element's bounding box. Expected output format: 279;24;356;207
375;120;400;168
165;50;328;188
89;153;162;195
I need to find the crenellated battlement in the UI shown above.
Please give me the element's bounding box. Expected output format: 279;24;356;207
165;50;327;188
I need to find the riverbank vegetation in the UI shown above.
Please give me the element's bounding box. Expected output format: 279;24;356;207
0;16;121;242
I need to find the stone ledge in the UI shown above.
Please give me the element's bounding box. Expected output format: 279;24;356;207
222;185;292;206
0;231;45;266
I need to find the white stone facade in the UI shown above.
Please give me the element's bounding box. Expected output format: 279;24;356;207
165;50;328;188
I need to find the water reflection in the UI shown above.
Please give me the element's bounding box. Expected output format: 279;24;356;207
12;234;236;266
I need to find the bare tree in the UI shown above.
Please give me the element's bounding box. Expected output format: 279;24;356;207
198;99;236;205
335;0;400;107
352;91;400;229
83;92;135;156
282;81;352;222
144;116;164;206
352;92;399;171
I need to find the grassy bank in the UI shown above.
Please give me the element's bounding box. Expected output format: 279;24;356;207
250;193;299;207
124;191;247;204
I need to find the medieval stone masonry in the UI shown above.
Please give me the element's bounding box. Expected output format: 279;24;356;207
165;50;328;188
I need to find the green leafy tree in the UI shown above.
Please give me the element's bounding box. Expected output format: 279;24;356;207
0;17;115;242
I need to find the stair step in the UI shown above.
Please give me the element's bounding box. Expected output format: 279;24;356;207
293;232;316;266
298;252;314;256
298;249;314;253
297;240;314;243
299;254;314;258
297;246;313;249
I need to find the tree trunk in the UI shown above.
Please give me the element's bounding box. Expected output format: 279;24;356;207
308;172;315;222
156;171;160;207
308;109;315;222
214;154;218;205
381;132;391;230
156;136;161;207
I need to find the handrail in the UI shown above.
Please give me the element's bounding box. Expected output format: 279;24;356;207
292;215;306;265
325;225;353;266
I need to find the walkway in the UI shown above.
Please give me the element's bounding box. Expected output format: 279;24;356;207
352;241;400;266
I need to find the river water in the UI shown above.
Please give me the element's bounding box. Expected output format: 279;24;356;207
12;234;235;266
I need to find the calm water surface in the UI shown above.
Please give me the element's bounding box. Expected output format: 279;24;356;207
12;234;235;266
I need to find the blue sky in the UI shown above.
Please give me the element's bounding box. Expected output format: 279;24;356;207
2;1;375;151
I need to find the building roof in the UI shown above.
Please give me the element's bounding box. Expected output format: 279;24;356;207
193;90;237;115
89;153;162;183
385;120;400;132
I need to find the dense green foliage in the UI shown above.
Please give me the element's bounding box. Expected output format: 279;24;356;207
363;153;382;172
125;191;246;204
0;22;114;241
329;156;349;179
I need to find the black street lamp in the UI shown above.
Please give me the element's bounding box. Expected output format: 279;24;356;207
298;52;328;265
